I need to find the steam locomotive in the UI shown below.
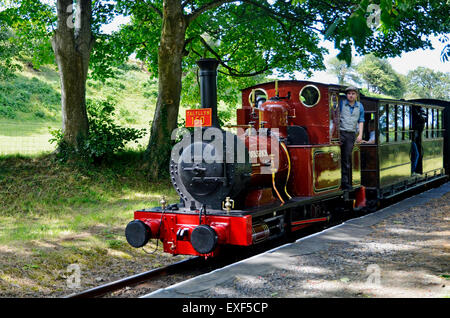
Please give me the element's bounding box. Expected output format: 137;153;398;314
125;58;449;257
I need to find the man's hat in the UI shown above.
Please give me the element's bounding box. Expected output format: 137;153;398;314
345;86;359;93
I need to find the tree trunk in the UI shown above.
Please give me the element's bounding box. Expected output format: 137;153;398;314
145;0;187;179
52;0;93;150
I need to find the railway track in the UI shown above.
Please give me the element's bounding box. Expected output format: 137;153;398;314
64;257;203;298
64;234;297;298
63;222;331;298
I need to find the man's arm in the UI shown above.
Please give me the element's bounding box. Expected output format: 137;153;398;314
356;122;364;143
356;103;364;143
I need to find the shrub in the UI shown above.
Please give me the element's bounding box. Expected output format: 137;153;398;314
34;110;45;118
50;98;146;163
0;105;16;118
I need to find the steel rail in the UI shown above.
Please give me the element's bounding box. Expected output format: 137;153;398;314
64;256;201;298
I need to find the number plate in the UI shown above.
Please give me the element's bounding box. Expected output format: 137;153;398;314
186;108;212;127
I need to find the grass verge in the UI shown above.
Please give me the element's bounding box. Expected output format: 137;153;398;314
0;152;183;297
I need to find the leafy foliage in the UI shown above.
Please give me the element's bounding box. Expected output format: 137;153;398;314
317;0;450;65
406;67;450;100
356;54;405;98
50;98;147;163
1;0;56;70
0;24;21;79
327;57;361;86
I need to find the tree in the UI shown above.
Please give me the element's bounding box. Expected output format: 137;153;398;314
107;0;449;179
51;0;93;150
406;67;450;100
4;0;116;151
114;0;330;178
356;54;405;98
327;57;361;85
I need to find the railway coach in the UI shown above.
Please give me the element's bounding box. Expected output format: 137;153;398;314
358;96;448;204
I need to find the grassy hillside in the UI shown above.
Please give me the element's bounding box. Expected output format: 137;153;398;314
0;62;158;155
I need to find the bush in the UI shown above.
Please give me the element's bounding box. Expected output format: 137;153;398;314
34;110;45;118
50;98;146;163
0;105;16;118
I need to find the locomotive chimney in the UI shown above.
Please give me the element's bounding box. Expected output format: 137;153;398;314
196;58;220;128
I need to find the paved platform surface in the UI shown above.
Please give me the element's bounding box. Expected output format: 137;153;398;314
144;182;450;298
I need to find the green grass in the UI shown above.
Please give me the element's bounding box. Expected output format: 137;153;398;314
0;152;180;244
0;152;177;215
0;119;59;155
0;152;183;296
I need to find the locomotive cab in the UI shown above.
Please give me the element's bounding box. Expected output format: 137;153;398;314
239;80;362;196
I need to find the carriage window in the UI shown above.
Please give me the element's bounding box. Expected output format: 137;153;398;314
397;105;404;141
388;104;396;142
404;105;411;140
363;113;375;143
299;85;321;107
379;105;387;143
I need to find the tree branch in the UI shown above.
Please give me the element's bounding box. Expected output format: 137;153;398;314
199;36;269;77
183;36;195;56
242;0;326;32
186;0;239;25
141;0;163;19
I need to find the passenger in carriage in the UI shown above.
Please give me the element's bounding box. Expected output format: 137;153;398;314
362;120;375;144
340;86;365;190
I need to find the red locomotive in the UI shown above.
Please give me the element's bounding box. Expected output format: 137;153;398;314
125;58;448;257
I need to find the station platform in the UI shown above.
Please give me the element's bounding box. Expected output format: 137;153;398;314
143;182;450;298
